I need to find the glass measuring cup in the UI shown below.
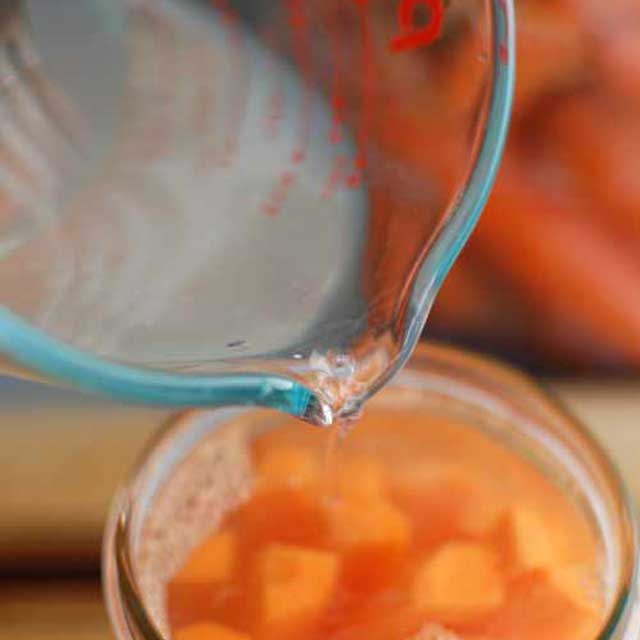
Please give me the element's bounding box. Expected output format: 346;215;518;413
0;0;514;423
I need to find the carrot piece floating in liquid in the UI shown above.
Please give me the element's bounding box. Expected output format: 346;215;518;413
336;454;389;501
256;444;320;490
413;541;505;624
234;487;328;548
329;495;411;551
501;506;556;572
485;570;602;640
173;531;236;585
258;543;339;631
167;531;238;629
394;466;504;547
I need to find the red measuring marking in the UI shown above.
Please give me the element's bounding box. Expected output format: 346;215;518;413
287;0;314;165
260;0;317;215
345;0;377;190
128;11;184;163
262;165;299;215
325;9;347;148
266;90;284;139
319;4;350;197
322;155;347;199
263;170;298;216
390;0;445;53
261;0;447;213
329;95;345;145
498;0;510;66
192;54;215;140
261;26;285;140
209;0;250;167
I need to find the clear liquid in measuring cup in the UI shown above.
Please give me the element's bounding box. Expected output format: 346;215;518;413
1;0;495;420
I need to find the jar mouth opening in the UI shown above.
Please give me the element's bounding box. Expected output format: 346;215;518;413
103;343;640;640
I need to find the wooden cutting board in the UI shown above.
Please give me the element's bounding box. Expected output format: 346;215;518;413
0;581;109;640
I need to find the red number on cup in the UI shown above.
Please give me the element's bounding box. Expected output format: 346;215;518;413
390;0;444;52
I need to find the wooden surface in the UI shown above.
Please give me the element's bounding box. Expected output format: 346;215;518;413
0;381;638;638
553;380;640;501
0;401;165;571
0;581;109;640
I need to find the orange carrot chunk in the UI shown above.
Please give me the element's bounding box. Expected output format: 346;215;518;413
413;542;505;623
394;466;503;546
329;496;411;551
173;531;236;585
257;445;320;490
235;488;328;548
502;506;556;572
486;570;602;640
168;531;238;629
258;543;339;630
336;455;389;501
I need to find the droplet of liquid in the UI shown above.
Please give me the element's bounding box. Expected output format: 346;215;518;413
301;394;333;427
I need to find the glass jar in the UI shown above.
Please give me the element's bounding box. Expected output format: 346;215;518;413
102;343;640;640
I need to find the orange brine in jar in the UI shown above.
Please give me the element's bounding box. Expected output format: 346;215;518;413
166;410;605;640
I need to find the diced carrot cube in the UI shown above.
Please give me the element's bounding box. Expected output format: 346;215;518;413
257;445;319;489
394;467;503;547
329;496;410;551
325;601;426;640
258;543;339;628
485;569;602;640
503;506;555;571
341;544;405;595
413;542;505;623
234;488;328;548
174;622;251;640
337;455;388;501
549;564;603;615
167;581;216;630
173;531;236;585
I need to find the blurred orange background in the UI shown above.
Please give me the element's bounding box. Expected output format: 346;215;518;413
428;0;640;373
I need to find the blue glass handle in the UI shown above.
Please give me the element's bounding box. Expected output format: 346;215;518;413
0;308;325;422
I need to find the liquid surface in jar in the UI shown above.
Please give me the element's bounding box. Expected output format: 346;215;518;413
166;411;604;640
